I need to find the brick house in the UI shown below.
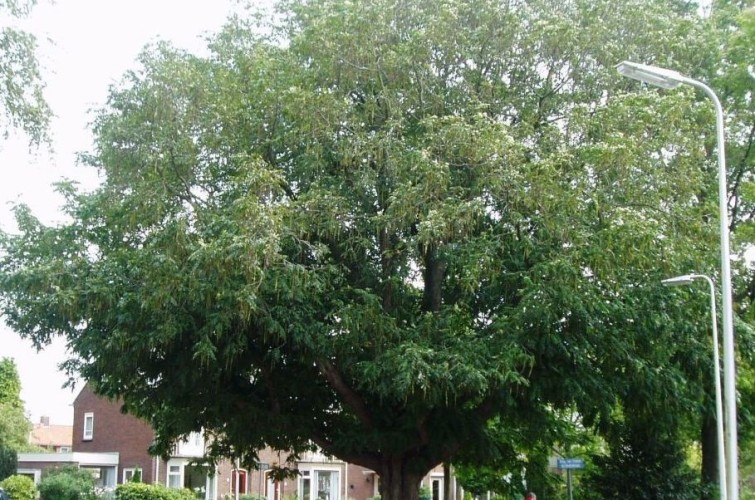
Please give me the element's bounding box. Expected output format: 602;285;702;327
29;416;73;453
71;383;229;497
21;383;459;499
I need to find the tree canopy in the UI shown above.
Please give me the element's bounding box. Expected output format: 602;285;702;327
1;0;754;498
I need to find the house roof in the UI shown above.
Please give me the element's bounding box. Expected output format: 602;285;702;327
29;423;73;448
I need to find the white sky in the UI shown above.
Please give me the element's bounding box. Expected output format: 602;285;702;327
0;0;265;425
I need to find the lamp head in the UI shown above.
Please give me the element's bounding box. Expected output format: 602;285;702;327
616;61;684;89
662;274;696;287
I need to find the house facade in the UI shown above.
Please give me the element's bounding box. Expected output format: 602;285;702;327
28;416;73;453
71;383;226;497
20;383;460;500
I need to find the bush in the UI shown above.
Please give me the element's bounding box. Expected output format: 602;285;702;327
38;465;96;500
0;474;36;500
0;447;16;482
130;468;142;483
115;482;196;500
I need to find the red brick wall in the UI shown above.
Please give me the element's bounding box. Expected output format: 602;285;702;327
346;463;377;500
72;384;156;484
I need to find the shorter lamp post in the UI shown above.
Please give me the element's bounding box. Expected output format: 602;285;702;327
663;274;726;500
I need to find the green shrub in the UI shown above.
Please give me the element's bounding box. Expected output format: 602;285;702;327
0;474;36;500
38;465;96;500
115;482;196;500
173;489;197;500
0;446;16;482
130;468;142;483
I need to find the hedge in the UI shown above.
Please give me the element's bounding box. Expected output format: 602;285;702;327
115;482;197;500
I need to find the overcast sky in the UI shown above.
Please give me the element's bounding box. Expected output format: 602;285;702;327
0;0;268;425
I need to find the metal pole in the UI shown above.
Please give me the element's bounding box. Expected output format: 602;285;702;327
699;275;727;500
680;78;738;500
567;470;573;500
617;61;737;498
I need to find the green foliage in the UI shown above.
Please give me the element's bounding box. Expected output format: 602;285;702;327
1;0;753;498
0;358;32;453
115;482;196;500
0;359;21;405
129;468;142;483
0;403;32;453
37;465;96;500
0;0;50;144
0;446;16;482
579;418;698;500
0;474;36;500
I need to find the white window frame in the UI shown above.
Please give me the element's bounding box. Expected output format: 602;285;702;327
167;463;183;489
16;469;41;484
123;467;141;483
299;470;311;500
431;476;444;500
83;412;94;440
298;467;340;500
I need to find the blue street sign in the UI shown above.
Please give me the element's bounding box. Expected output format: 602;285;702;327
557;458;585;470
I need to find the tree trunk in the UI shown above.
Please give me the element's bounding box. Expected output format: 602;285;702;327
700;410;719;500
378;456;425;500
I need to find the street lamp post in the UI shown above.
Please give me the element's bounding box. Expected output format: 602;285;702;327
617;61;738;500
663;274;726;500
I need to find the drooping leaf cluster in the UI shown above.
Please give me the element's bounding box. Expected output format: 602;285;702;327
0;0;50;145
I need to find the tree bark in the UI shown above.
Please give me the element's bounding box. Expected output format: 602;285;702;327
700;410;719;500
378;456;425;500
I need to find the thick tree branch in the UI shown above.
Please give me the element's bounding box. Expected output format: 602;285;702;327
315;359;374;429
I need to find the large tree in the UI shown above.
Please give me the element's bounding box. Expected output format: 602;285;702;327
0;0;739;497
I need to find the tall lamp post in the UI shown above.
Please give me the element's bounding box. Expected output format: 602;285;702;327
663;274;726;500
617;61;738;500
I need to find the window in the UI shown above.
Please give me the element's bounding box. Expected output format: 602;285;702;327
168;465;182;489
123;468;141;483
16;469;41;484
316;470;338;500
432;478;443;500
58;446;71;453
299;470;339;500
300;471;311;500
82;466;116;488
166;460;215;499
83;412;94;440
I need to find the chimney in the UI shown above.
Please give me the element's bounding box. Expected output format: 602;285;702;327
40;416;50;426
